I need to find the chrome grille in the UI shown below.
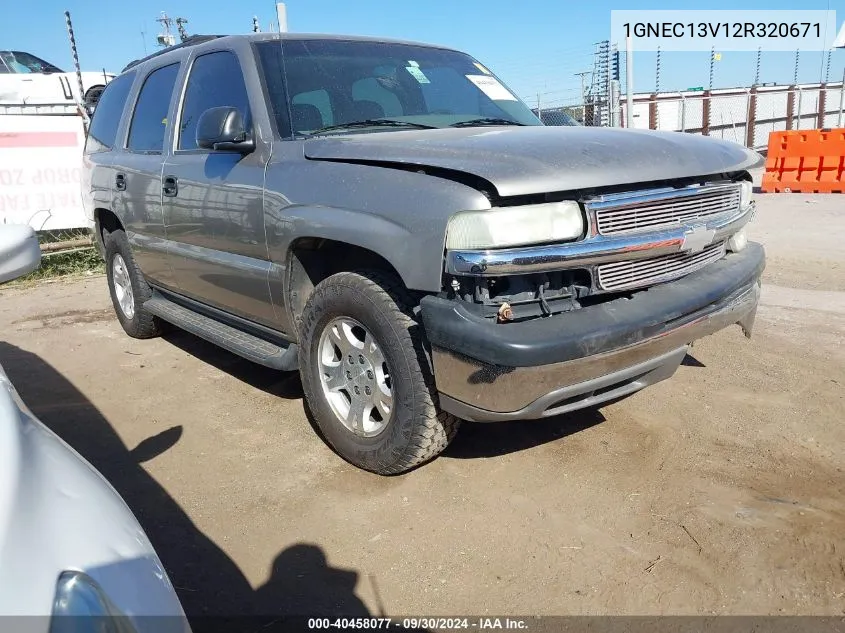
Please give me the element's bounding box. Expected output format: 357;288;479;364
590;184;741;236
597;241;726;291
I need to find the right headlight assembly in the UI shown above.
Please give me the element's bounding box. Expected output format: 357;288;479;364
445;201;585;250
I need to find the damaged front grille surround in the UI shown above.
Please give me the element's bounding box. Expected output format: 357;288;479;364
444;180;754;317
447;269;591;322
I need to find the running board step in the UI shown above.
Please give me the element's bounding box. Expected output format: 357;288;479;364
144;296;298;371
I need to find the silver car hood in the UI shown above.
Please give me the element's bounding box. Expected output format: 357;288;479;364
303;126;761;198
0;365;187;629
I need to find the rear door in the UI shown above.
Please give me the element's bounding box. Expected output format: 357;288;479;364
161;48;275;325
114;62;181;289
83;71;135;232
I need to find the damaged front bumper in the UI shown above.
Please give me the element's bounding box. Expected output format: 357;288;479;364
420;242;765;422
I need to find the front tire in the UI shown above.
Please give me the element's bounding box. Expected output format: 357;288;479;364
298;270;461;474
104;229;163;339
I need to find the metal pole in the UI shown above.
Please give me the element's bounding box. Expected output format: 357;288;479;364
276;3;288;33
253;16;260;33
754;47;761;85
655;46;661;93
64;11;85;105
745;89;752;147
575;71;589;123
838;67;845;127
680;95;686;132
537;93;542;123
796;86;803;130
793;49;800;85
606;43;612;127
626;34;634;129
709;47;715;90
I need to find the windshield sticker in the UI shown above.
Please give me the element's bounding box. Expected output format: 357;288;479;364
405;66;431;84
465;75;517;101
473;61;492;75
407;60;420;68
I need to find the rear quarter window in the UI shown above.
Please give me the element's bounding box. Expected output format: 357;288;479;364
127;63;180;153
85;72;135;154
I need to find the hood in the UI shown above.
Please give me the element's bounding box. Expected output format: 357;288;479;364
303;126;761;198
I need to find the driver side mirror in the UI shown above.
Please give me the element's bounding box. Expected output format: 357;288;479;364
196;106;255;153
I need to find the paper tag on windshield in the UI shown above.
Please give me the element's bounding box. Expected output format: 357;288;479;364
465;75;517;101
406;66;430;83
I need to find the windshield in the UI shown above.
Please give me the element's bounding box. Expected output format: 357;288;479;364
0;51;64;74
255;39;541;137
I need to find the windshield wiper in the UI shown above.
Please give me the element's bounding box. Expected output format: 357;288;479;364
449;117;525;128
309;119;439;135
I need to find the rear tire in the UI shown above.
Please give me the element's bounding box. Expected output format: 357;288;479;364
298;270;461;474
104;229;163;339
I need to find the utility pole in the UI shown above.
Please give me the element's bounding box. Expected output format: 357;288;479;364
155;12;176;47
575;71;589;123
609;43;619;126
596;40;610;126
176;17;189;42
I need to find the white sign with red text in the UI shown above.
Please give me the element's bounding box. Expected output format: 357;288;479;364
0;114;89;230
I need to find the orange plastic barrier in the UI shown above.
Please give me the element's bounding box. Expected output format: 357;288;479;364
761;128;845;193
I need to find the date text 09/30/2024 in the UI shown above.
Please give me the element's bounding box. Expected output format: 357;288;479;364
308;618;530;630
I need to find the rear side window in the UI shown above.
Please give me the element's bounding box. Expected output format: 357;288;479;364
178;51;250;150
127;63;180;152
85;72;135;153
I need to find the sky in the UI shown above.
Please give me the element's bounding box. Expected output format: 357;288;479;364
2;0;844;109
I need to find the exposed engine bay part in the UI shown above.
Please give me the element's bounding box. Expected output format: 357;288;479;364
445;269;591;322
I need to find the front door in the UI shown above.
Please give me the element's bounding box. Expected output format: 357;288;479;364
161;49;275;326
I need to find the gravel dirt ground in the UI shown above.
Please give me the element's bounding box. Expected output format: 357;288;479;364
0;185;843;622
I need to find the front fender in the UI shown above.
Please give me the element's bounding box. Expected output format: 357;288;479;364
266;204;425;289
261;153;491;334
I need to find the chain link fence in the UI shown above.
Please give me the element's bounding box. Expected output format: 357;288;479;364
533;107;582;126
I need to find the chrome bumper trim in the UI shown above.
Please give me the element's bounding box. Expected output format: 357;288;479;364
445;202;755;277
432;280;760;418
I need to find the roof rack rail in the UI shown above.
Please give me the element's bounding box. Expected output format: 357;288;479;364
122;35;225;72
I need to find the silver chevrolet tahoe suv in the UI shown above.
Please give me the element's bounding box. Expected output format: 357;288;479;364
82;33;764;475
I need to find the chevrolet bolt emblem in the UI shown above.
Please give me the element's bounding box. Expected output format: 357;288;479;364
682;225;716;253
